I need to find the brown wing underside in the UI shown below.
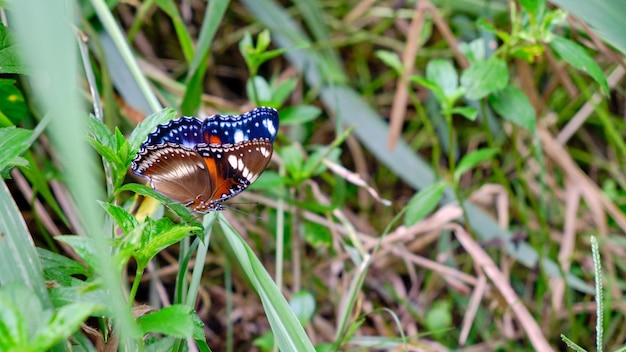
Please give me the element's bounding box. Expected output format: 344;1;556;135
134;144;211;207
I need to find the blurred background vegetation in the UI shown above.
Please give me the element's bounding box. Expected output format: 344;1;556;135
1;0;626;351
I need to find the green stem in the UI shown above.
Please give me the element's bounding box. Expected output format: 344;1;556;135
275;163;286;289
408;89;440;175
128;266;143;307
225;260;233;352
186;214;216;307
445;108;472;231
445;112;455;178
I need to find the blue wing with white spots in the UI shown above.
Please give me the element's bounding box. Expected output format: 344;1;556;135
202;107;279;145
143;117;205;149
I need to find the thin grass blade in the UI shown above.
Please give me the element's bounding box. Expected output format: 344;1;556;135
218;214;315;352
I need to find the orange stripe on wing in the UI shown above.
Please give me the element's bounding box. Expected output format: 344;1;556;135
202;157;220;193
207;135;222;144
213;178;241;199
202;156;241;199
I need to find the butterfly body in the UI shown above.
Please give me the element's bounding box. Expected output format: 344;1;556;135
132;107;279;212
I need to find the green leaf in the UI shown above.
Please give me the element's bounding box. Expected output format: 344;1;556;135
0;126;33;174
549;0;626;57
145;336;177;351
279;105;322;125
296;198;335;214
240;30;289;78
454;148;499;181
134;217;200;269
271;77;298;106
88;138;122;169
115;128;128;154
489;85;536;132
290;290;315;326
404;182;446;227
248;170;287;190
117;132;131;160
375;50;403;75
86;123;128;188
409;75;447;106
424;301;452;336
461;58;509;100
100;202;138;235
246;76;273;105
280;144;304;180
426;59;458;98
48;281;110;316
0;284;33;348
0;79;28;124
314;343;337;352
55;236;100;272
115;227;143;270
137;305;203;338
37;248;90;285
153;0;194;63
302;146;340;177
302;220;332;248
510;43;545;62
459;38;488;62
0;111;12;128
0;25;26;74
476;18;498;35
549;36;609;94
33;301;98;351
449;106;478;121
87;115;115;150
118;183;201;228
253;331;275;351
128;108;177;153
519;0;544;18
3;156;27;172
256;28;272;52
0;282;96;350
252;47;290;66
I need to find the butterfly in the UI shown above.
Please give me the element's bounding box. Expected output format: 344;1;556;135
131;107;279;212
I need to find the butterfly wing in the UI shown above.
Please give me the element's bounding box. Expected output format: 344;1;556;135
202;107;279;144
144;116;205;148
197;139;274;206
131;143;213;209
